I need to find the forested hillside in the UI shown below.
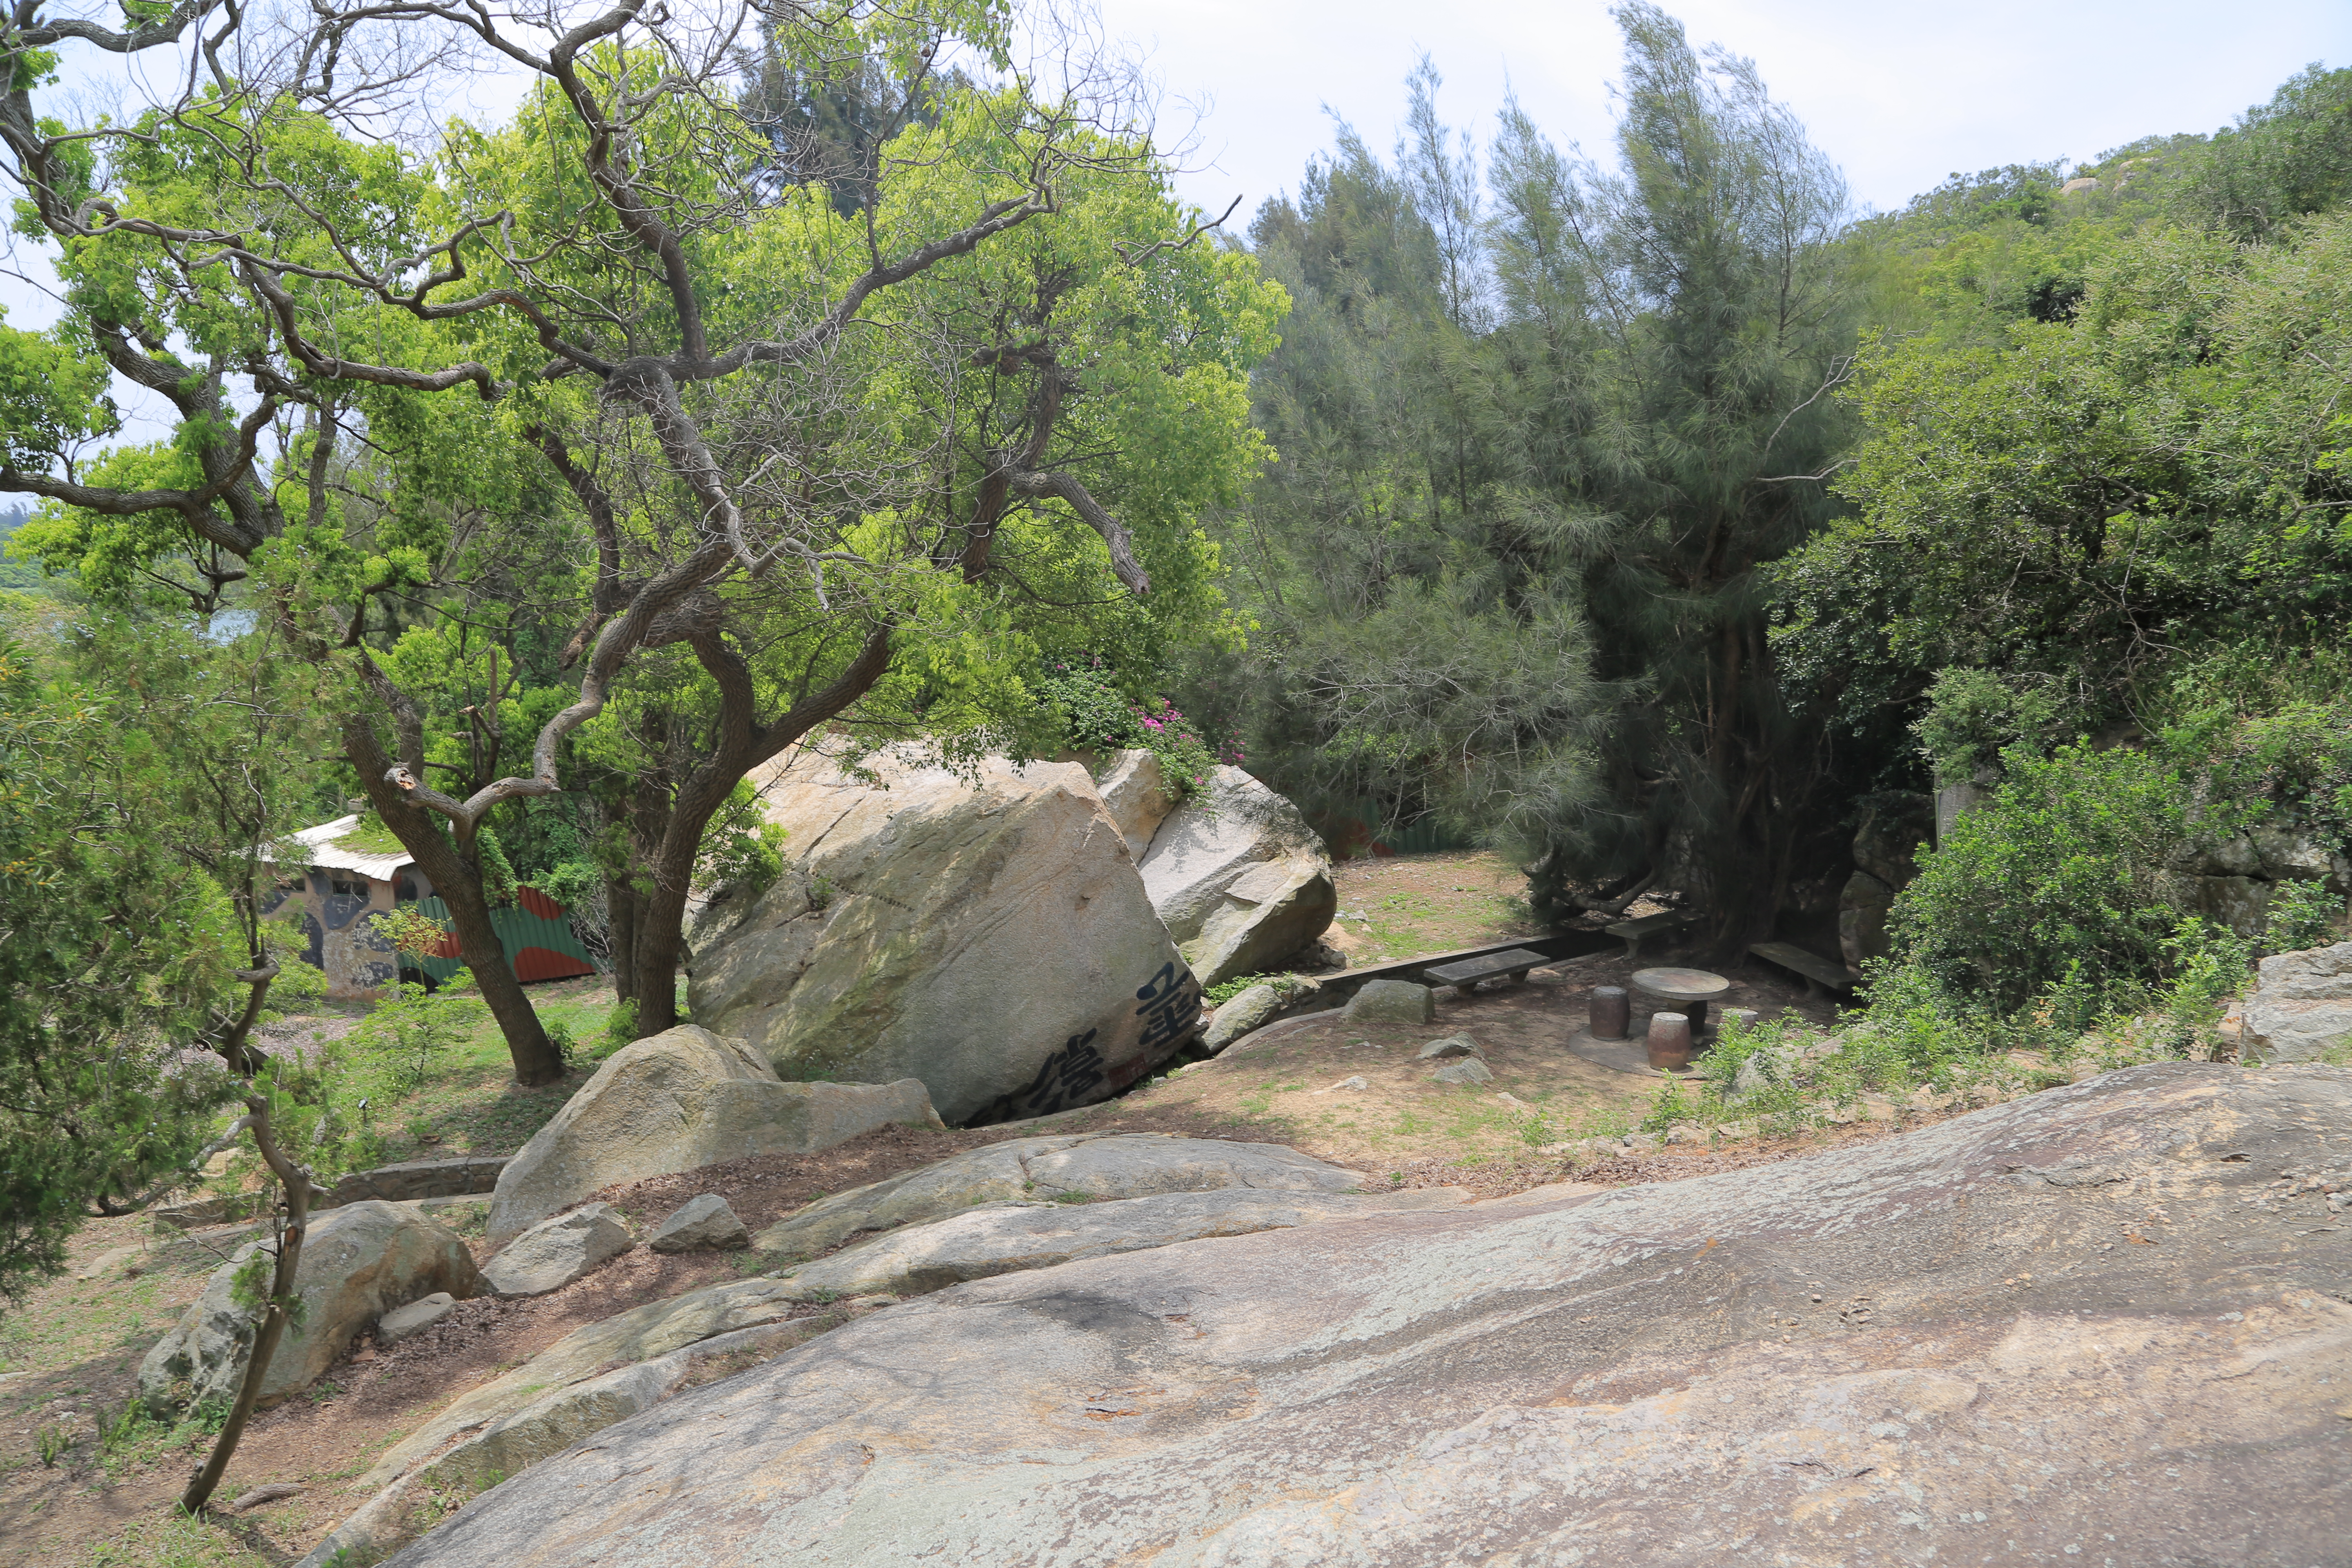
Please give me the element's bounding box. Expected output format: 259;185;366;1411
1187;15;2352;1018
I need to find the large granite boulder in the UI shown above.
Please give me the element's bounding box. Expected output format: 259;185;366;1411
375;1064;2352;1567
1137;765;1336;988
2245;940;2352;1062
487;1026;936;1244
689;750;1202;1125
751;1132;1368;1258
138;1200;480;1412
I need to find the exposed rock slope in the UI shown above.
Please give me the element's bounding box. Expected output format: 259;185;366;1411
384;1064;2352;1567
751;1131;1368;1257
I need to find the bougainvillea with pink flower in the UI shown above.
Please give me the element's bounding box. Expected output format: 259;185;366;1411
1036;660;1222;798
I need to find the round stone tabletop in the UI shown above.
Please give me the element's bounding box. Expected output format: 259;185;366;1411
1630;966;1732;1003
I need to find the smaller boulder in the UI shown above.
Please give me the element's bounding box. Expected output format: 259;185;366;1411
1431;1057;1494;1085
138;1200;479;1412
377;1293;456;1344
1093;748;1176;862
1203;976;1320;1052
648;1194;749;1254
1138;767;1338;987
1416;1034;1481;1060
488;1026;938;1243
485;1204;633;1298
1346;979;1434;1024
2244;940;2352;1062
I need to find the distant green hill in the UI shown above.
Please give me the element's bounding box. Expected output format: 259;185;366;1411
0;506;42;594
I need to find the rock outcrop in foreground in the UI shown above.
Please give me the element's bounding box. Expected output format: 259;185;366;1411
752;1131;1370;1256
386;1064;2351;1566
487;1025;937;1244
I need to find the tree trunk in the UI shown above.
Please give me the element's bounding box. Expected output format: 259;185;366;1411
345;721;566;1086
627;761;733;1038
180;1090;312;1514
629;857;695;1036
606;875;641;1004
621;628;895;1039
435;868;568;1085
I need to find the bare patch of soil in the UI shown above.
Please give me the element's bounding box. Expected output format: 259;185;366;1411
1096;942;1849;1172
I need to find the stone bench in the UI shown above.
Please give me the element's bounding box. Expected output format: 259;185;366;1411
1421;947;1548;992
1747;942;1857;998
1606;909;1697;962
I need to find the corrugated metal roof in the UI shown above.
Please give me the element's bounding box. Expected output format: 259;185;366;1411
267;815;415;882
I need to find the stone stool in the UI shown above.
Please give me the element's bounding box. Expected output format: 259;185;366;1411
1646;1012;1693;1071
1590;986;1630;1041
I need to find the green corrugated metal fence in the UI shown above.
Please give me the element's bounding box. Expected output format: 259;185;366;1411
410;889;597;986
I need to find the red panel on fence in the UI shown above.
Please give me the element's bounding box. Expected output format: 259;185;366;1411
518;886;567;920
513;945;595;982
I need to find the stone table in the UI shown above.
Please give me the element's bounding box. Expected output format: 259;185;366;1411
1630;966;1732;1036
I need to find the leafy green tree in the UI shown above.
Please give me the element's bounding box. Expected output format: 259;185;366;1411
0;595;334;1302
2182;64;2352;240
0;2;1265;1055
0;626;235;1300
1213;7;1862;949
1784;211;2352;749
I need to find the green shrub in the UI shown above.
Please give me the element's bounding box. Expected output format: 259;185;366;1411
1035;659;1221;798
1886;742;2207;1014
352;982;485;1092
2264;878;2347;953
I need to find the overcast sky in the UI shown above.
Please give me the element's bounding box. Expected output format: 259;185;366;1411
0;0;2340;452
1100;0;2351;223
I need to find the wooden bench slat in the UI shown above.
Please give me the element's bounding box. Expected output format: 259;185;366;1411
1422;947;1547;986
1605;910;1693;938
1748;941;1856;993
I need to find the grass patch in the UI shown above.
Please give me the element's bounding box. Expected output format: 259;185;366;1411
0;1235;229;1379
80;1512;278;1568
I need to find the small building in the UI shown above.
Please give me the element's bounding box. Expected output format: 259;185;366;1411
263;815;597;999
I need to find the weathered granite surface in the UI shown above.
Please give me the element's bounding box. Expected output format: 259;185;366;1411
383;1064;2352;1567
751;1132;1368;1258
